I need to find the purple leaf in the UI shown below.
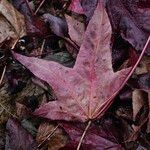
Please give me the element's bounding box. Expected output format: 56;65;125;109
106;0;150;54
11;0;48;36
60;121;124;150
5;118;38;150
43;13;68;37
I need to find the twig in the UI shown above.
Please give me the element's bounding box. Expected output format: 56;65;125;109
38;124;59;148
125;117;148;142
11;38;20;49
25;0;34;14
0;102;18;119
77;120;92;150
34;0;46;15
39;39;46;57
0;65;6;85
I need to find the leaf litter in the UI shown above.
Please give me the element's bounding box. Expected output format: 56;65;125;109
0;0;150;149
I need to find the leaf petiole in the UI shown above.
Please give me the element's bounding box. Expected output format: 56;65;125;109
77;120;92;150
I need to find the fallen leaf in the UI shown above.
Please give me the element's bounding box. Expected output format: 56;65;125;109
80;0;97;21
16;102;29;118
135;56;150;75
147;92;150;133
112;35;130;70
129;73;150;90
60;121;124;150
69;0;84;14
36;123;68;150
106;0;150;54
11;0;48;36
69;0;97;22
43;13;68;37
0;130;5;150
65;15;85;46
132;90;145;122
13;1;131;122
5;118;38;150
0;0;26;45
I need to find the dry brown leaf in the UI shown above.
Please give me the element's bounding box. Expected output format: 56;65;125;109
147;92;150;133
36;123;68;150
0;0;26;46
135;56;150;75
132;90;145;122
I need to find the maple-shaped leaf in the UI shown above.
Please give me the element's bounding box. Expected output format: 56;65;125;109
13;1;131;122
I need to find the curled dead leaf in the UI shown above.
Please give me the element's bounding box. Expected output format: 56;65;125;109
0;0;26;46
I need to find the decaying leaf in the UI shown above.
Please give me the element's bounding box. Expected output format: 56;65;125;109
147;92;150;133
13;1;131;122
43;13;68;37
135;56;150;75
69;0;84;14
36;123;68;150
0;0;26;45
61;122;124;150
5;118;38;150
106;0;150;54
80;0;98;21
132;90;145;122
11;0;47;36
69;0;98;22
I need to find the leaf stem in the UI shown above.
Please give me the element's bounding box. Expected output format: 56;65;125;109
0;102;18;119
38;124;59;148
77;120;92;150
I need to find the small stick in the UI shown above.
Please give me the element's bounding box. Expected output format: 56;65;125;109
25;0;34;14
0;65;6;85
0;102;18;119
39;39;46;57
38;124;59;148
125;117;148;142
77;120;92;150
34;0;46;15
11;38;20;49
